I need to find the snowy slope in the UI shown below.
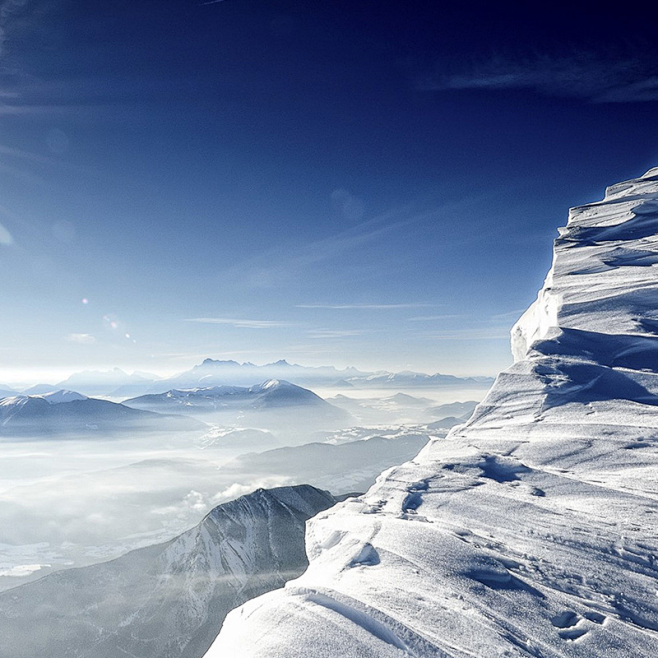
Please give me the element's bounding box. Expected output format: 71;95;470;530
207;168;658;657
0;485;335;658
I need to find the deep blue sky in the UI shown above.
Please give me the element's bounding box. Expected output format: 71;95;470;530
1;0;657;382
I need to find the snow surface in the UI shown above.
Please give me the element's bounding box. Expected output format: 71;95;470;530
207;168;658;657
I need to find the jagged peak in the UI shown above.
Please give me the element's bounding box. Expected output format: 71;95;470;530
602;166;658;201
199;358;240;367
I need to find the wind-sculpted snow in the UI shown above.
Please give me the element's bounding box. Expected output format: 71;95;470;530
0;485;335;658
207;169;658;657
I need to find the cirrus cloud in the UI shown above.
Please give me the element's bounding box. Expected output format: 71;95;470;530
66;333;96;344
184;317;293;329
419;49;658;103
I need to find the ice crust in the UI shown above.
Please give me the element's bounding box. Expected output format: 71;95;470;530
206;169;658;657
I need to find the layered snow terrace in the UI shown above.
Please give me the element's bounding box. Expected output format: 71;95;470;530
206;169;658;658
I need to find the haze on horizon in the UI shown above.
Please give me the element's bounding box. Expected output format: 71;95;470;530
1;1;657;382
0;356;492;390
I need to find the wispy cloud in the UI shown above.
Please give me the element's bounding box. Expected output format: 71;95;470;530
489;309;526;323
427;329;510;341
222;190;505;291
0;212;12;244
0;159;50;188
419;49;658;103
66;333;96;344
297;303;433;310
0;0;29;56
306;329;366;339
406;314;465;322
0;144;63;165
184;317;293;329
222;202;447;289
415;308;525;338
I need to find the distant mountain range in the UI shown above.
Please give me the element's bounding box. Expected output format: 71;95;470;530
198;427;280;451
0;485;336;658
156;359;364;392
424;399;478;419
8;359;494;398
0;392;202;435
22;384;66;396
220;434;430;494
159;359;494;392
327;391;468;425
0;384;19;399
0;376;482;438
124;379;349;419
55;368;159;398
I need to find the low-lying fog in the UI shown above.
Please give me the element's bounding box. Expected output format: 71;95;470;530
0;385;486;591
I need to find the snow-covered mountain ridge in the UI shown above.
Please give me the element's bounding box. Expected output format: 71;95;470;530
207;169;658;657
123;380;352;437
0;391;202;434
0;485;336;658
124;379;338;412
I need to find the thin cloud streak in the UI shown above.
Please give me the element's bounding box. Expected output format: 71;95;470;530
427;329;510;341
0;143;89;175
66;333;96;344
306;329;366;339
419;49;658;103
221;202;447;288
406;314;466;321
0;160;49;188
298;303;434;310
0;0;29;57
0;221;12;245
184;317;294;329
0;144;65;166
490;309;526;323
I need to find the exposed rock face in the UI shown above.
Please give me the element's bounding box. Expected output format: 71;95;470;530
207;169;658;657
0;485;335;658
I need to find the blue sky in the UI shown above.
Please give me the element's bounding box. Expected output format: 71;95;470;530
1;0;658;382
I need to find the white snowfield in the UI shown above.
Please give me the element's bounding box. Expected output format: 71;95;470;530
206;169;658;658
